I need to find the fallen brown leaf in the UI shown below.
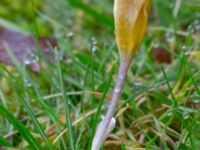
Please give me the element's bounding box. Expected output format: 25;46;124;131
152;47;172;64
0;28;57;72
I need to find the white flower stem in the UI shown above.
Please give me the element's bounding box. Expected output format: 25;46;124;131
92;55;132;150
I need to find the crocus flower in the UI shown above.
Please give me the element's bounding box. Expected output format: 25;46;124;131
92;0;150;150
115;0;150;59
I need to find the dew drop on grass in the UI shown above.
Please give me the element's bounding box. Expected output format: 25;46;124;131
24;53;32;65
24;59;31;65
66;32;74;38
148;87;155;92
91;37;98;53
165;31;174;43
91;37;97;45
31;53;39;62
58;51;64;60
182;45;193;55
24;78;32;88
193;99;200;104
183;112;190;120
133;82;144;87
193;20;200;32
187;24;194;34
92;46;97;53
167;110;173;116
153;39;160;48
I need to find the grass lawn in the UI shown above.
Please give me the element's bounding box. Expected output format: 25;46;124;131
0;0;200;149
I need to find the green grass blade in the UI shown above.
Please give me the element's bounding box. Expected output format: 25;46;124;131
161;67;177;107
56;49;75;150
16;94;52;150
188;65;200;96
0;105;42;150
1;65;60;123
0;136;13;147
88;62;115;149
68;0;113;27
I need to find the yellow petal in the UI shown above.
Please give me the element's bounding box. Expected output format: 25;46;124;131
114;0;150;58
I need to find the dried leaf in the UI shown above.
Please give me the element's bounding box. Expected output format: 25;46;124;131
0;28;57;72
152;47;172;64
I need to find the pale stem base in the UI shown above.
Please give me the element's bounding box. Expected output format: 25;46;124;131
92;56;132;150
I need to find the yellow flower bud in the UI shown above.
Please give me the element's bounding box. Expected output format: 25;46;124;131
114;0;150;58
